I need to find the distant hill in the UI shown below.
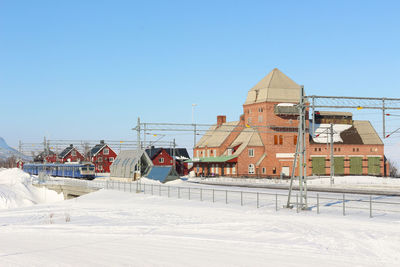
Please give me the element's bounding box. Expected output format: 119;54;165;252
0;137;32;161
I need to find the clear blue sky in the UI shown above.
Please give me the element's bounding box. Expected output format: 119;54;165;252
1;0;400;154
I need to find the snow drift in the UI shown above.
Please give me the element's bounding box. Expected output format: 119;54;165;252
0;168;63;209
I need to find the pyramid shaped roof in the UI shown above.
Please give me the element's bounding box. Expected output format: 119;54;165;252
244;68;301;104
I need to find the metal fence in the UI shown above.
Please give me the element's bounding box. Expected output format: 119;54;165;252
34;176;400;219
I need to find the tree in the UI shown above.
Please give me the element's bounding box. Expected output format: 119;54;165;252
387;158;399;178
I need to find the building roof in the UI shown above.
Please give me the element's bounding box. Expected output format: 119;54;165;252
145;166;179;183
196;121;239;148
145;147;190;160
110;149;153;178
353;120;383;145
229;127;264;155
310;120;383;145
244;68;301;105
58;145;76;159
316;111;353;117
186;155;238;163
90;144;107;156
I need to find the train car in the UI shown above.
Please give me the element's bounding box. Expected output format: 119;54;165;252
23;162;96;180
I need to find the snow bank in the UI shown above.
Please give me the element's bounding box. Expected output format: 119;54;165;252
311;123;352;143
277;103;295;107
0;168;63;209
140;177;185;185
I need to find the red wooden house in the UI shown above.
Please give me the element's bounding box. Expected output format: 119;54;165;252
58;144;84;163
34;150;58;163
145;147;190;176
89;140;117;173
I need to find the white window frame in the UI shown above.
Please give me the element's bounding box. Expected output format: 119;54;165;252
248;148;254;157
262;167;266;174
103;148;109;155
196;150;200;157
207;150;210;157
258;115;263;123
213;149;217;157
215;166;219;174
159;157;164;163
71;150;76;156
98;157;103;162
109;157;114;162
226;165;230;175
98;165;103;171
248;164;255;174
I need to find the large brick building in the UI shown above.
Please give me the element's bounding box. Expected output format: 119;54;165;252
192;68;385;177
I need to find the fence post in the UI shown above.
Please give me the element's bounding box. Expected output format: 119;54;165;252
118;181;120;191
241;191;243;206
189;187;191;200
106;181;108;189
130;182;131;192
159;185;161;196
369;195;372;218
144;183;146;194
275;193;278;211
317;193;320;214
226;190;228;204
151;184;153;195
168;186;170;198
200;188;202;201
257;192;259;208
296;193;299;213
136;181;138;192
212;189;215;203
124;182;126;192
343;193;345;216
178;187;180;198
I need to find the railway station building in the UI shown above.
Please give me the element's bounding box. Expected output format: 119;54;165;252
191;68;386;177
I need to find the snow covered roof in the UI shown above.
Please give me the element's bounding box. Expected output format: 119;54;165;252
316;111;353;117
244;68;301;105
58;145;78;159
196;121;239;148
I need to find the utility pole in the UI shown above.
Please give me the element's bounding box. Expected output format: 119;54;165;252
173;138;176;170
137;117;141;150
330;123;334;185
287;86;308;210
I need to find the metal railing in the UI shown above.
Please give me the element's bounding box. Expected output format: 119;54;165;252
33;176;400;219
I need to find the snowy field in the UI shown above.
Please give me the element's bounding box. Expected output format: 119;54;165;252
1;168;400;266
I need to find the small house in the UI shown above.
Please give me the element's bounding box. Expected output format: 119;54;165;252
89;140;117;173
145;147;190;176
58;144;84;163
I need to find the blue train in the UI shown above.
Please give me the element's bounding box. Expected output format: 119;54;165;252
23;162;96;180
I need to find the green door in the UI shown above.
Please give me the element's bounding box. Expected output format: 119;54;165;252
349;157;363;175
312;157;326;175
334;157;345;175
368;157;381;176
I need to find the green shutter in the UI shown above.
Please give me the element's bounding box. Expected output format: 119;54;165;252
312;157;326;175
334;157;345;175
368;157;381;176
349;157;363;175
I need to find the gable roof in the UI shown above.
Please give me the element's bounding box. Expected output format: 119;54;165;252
196;121;239;148
145;147;190;160
145;166;179;183
58;145;77;159
229;127;264;155
244;68;301;104
90;144;107;156
353;120;383;145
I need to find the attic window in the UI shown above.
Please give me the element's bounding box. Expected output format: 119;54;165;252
254;90;259;102
104;148;109;155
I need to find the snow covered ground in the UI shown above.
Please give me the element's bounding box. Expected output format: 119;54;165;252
0;168;63;209
1;169;400;266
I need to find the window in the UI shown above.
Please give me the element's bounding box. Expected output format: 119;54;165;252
103;148;109;155
98;157;103;162
207;150;210;157
203;150;206;157
258;115;263;123
71;150;76;156
262;167;266;174
159;158;164;163
258;107;263;112
272;168;276;174
211;164;215;173
215;166;219;174
353;148;360;152
227;148;233;155
109;157;114;162
319;148;322;152
338;148;341;152
274;135;278;145
248;164;255;174
294;135;297;145
214;149;217;157
226;165;230;175
279;135;283;145
232;164;236;174
98;165;103;171
196;150;200;157
248;148;254;157
248;117;252;123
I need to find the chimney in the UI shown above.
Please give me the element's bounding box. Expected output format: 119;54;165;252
70;144;73;147
217;115;226;127
100;140;105;145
